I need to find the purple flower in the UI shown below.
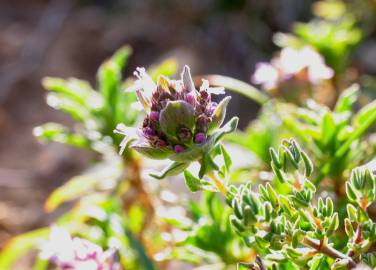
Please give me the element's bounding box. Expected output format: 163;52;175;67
194;133;206;144
149;111;160;122
174;145;185;153
142;127;156;138
116;65;234;163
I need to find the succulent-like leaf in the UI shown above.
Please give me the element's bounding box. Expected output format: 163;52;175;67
183;170;218;192
207;96;232;132
334;84;359;113
149;161;189;180
132;144;173;160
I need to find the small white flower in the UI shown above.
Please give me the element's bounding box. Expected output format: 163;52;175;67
252;62;279;90
40;226;118;270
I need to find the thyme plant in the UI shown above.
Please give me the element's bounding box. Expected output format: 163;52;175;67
0;2;375;268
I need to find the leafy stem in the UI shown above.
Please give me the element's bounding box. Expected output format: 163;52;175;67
302;237;357;268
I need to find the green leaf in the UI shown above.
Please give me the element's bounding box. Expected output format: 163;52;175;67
149;58;178;81
207;96;231;132
98;46;131;127
354;99;376;127
220;144;232;173
159;101;195;138
183;170;218;192
308;255;329;270
321;112;336;146
344;218;354;237
206;75;269;105
334;84;359;113
42;77;101;110
301;151;313;177
270;148;282;169
111;45;132;68
335;103;376;159
266;183;279;208
46;93;91;123
211;117;239;144
149;161;189;180
198;153;219;179
132;144;173;160
230;215;245;232
33;123;91;148
345;182;357;202
347;204;357;221
0;228;50;269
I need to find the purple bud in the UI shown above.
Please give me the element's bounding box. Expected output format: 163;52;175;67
178;127;192;141
194;133;206;144
185;93;196;106
142;127;155;138
150;111;160;122
174;145;185;153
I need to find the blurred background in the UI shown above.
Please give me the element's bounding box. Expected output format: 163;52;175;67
0;0;375;255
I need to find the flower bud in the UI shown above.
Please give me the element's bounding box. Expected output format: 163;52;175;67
174;145;185;153
194;133;206;144
149;111;160;122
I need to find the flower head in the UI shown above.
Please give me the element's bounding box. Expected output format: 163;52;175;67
116;65;237;165
40;226;119;270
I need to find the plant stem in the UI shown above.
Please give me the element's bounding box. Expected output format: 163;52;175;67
207;171;228;195
303;236;357;268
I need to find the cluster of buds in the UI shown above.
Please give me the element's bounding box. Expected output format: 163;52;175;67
136;65;223;153
252;46;334;103
40;226;119;270
344;168;376;263
116;65;238;178
346;168;376;211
